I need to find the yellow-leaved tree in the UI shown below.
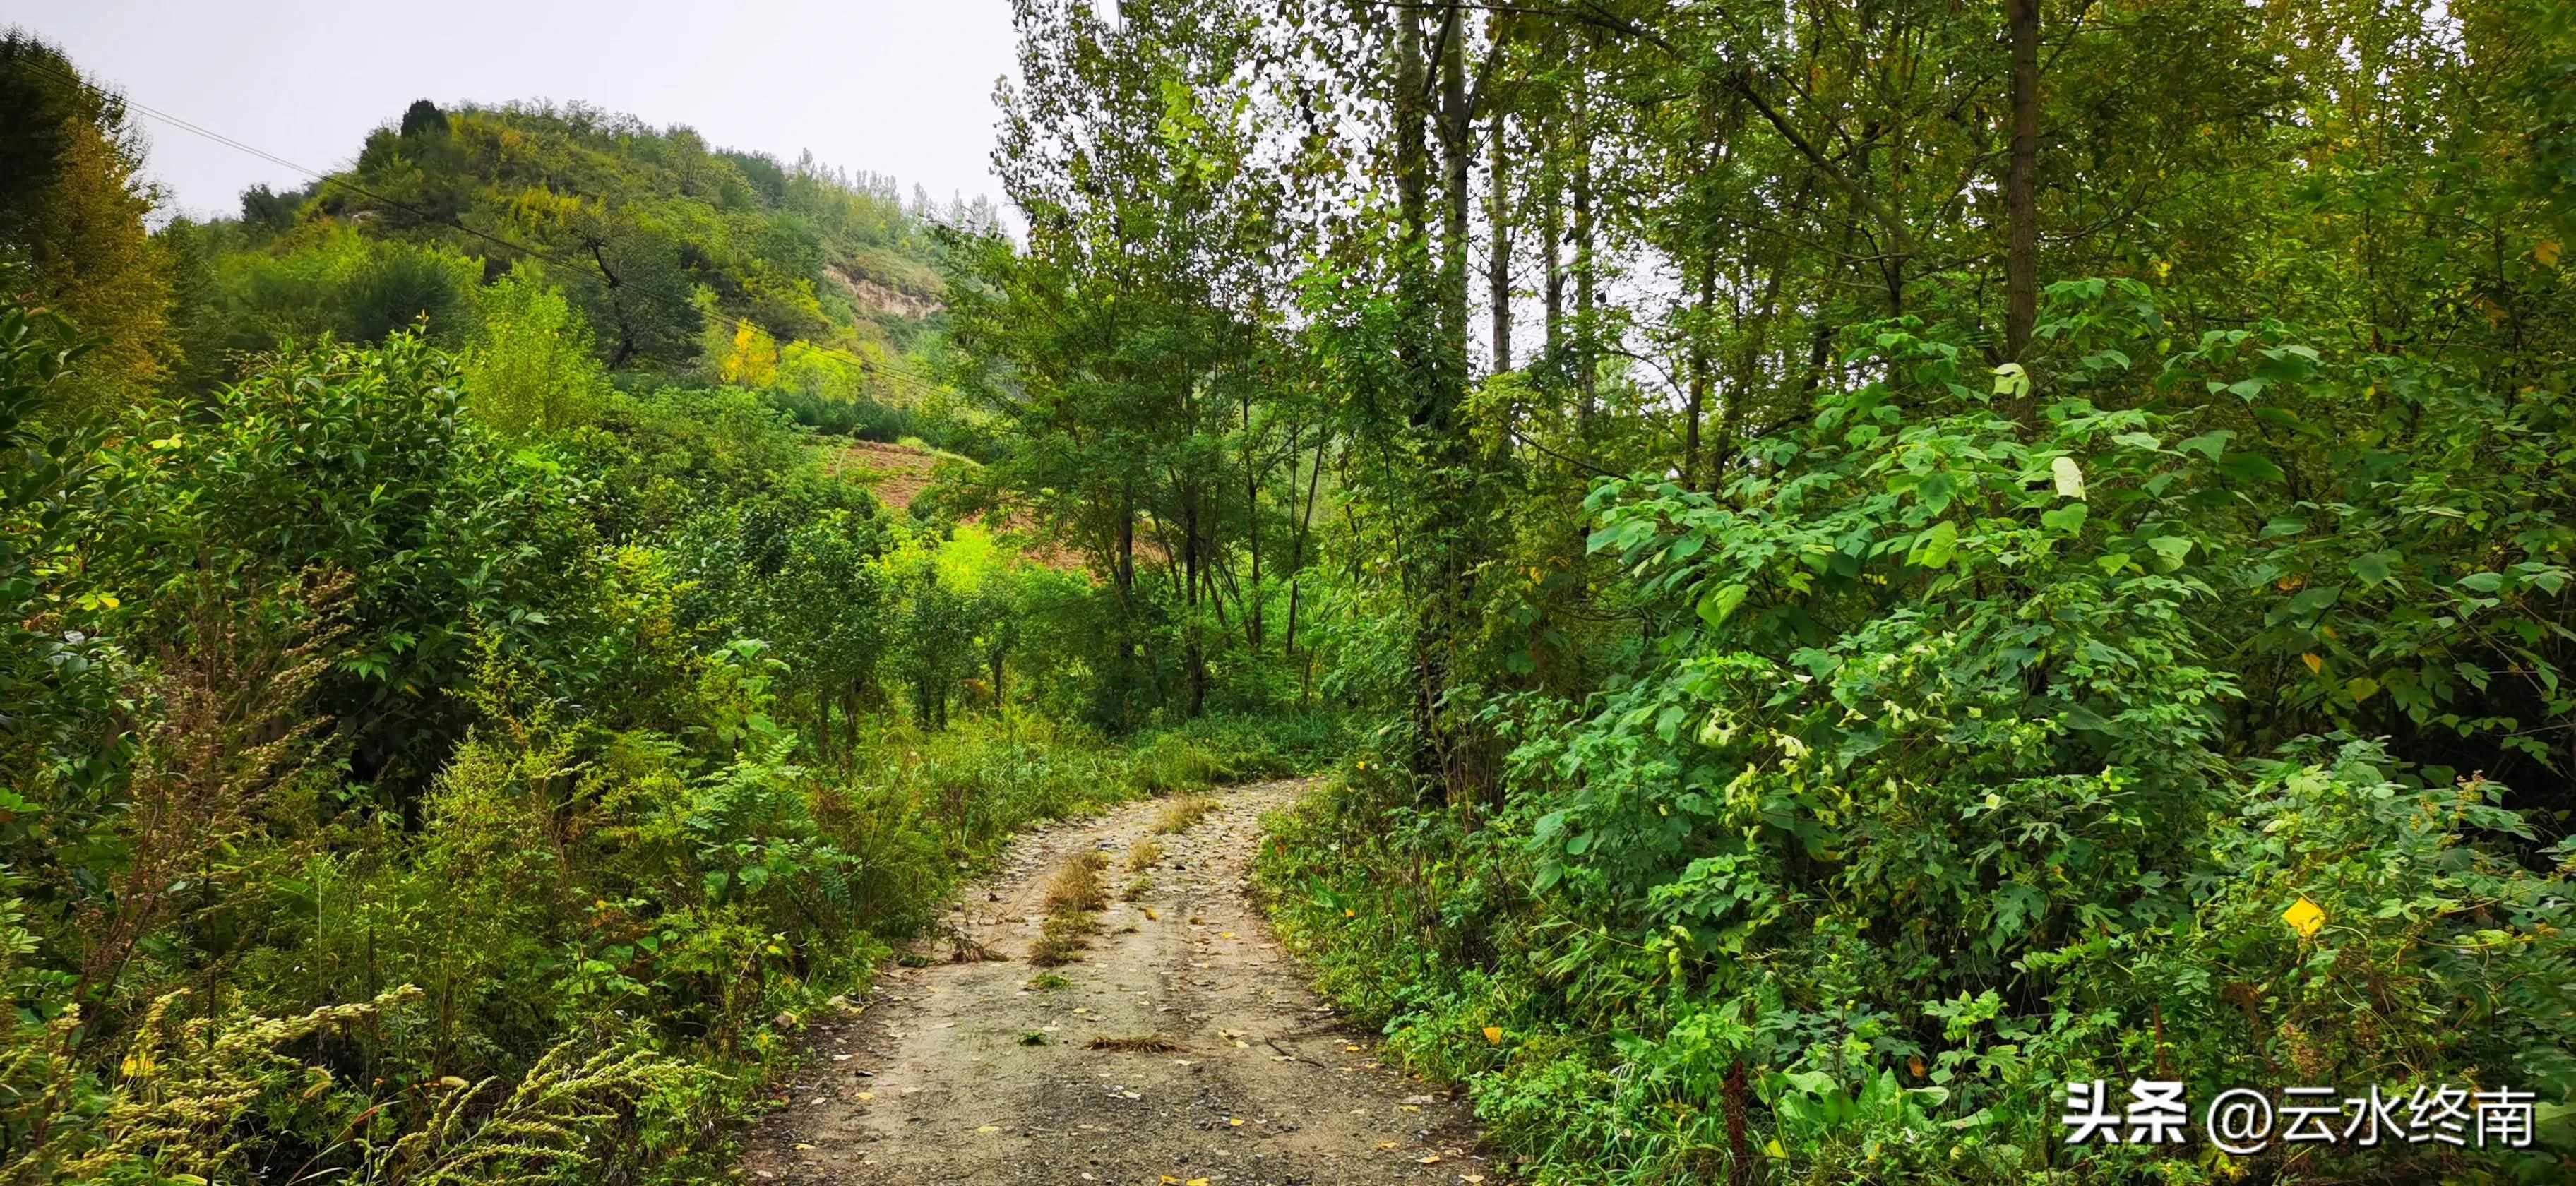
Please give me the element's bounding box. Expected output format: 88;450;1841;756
716;317;780;388
0;32;172;410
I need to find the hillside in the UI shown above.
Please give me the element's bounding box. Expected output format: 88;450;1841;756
161;97;994;407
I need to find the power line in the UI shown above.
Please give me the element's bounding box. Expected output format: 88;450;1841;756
14;56;965;405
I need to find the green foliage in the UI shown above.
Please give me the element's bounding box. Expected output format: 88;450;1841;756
0;304;128;834
1265;289;2576;1182
18;3;2570;1181
0;274;1347;1182
462;267;609;435
109;332;598;793
557;380;872;549
766;385;994;459
201;223;482;354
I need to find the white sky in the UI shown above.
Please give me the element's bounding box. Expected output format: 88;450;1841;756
6;0;1021;222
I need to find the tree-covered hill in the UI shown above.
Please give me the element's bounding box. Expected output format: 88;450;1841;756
162;95;1000;412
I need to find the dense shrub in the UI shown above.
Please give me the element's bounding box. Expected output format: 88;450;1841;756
0;302;1328;1184
768;386;994;460
201;223;482;353
1261;288;2576;1183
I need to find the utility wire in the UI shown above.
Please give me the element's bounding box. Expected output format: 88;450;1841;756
16;57;965;404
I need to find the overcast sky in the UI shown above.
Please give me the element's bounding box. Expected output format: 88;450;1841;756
8;0;1023;222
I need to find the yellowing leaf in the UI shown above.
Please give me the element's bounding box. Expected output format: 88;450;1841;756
1229;1117;1244;1127
1992;361;2031;400
2347;676;2380;703
2051;455;2087;500
2301;653;2324;675
2538;239;2563;268
1378;1141;1400;1150
1481;1025;1503;1045
2282;896;2326;938
1418;1154;1443;1164
1188;1179;1212;1186
1908;1055;1926;1076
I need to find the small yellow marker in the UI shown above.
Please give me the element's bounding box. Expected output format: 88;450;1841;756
2282;896;2326;938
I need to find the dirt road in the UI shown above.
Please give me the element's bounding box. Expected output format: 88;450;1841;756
742;779;1502;1185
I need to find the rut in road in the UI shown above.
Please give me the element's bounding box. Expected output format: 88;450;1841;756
743;778;1503;1185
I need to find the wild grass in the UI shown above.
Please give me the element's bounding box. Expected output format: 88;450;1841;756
1125;839;1164;872
1041;851;1109;914
1085;1034;1186;1053
1027;913;1097;968
1154;795;1218;834
1130;732;1222;794
1030;851;1107;965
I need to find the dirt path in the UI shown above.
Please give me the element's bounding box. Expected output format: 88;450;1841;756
743;779;1503;1185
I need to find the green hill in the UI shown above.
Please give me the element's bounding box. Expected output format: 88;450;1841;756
164;97;996;407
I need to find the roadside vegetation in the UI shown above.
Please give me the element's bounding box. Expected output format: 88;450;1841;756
0;31;1341;1185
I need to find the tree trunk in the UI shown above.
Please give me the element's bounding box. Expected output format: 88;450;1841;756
1683;254;1714;488
1284;427;1325;657
2005;0;2041;365
1182;493;1208;717
1243;394;1263;648
1394;8;1430;313
1488;110;1513;373
1571;59;1597;426
1116;487;1137;604
1439;2;1472;373
1542;155;1563;361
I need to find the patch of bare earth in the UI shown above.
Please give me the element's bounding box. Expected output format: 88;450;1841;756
824;441;943;517
820;441;1144;575
742;779;1503;1185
